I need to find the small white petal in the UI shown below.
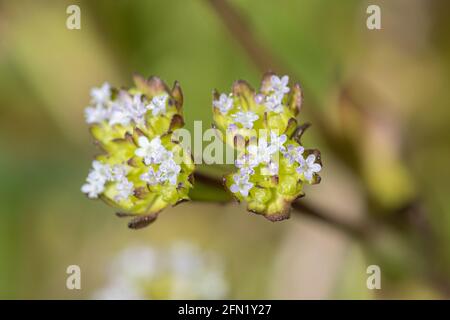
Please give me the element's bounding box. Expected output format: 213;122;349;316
138;136;149;147
230;184;239;193
311;163;322;173
306;154;316;165
134;149;146;157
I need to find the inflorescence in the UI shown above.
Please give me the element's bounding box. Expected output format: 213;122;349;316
82;75;194;228
212;72;322;221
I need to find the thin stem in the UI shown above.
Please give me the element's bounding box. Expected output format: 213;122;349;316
290;201;369;241
194;172;368;240
193;171;224;190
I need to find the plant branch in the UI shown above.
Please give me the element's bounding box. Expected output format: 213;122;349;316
290;201;370;241
194;172;369;241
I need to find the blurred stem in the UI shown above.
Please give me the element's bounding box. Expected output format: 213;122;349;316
194;172;369;241
291;201;369;241
195;172;450;297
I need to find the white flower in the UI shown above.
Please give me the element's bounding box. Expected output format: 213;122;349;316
282;144;305;164
270;132;287;151
147;94;168;116
296;154;321;182
91;160;113;180
235;154;257;175
81;161;112;198
232;111;259;129
213;94;234;115
254;93;264;104
94;278;143;300
115;178;134;202
264;92;284;113
124;93;147;125
90;82;111;105
135;136;168;165
111;164;129;181
81;176;105;199
158;159;181;186
85;104;109;124
247;136;277;164
266;161;279;175
115;246;158;280
94;243;228;300
140;167;160;186
230;173;253;197
269;75;290;96
109;99;132;126
169;244;202;276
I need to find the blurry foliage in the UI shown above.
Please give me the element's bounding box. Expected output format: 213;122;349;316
0;0;449;299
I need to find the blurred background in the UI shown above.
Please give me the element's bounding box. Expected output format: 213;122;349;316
0;0;449;299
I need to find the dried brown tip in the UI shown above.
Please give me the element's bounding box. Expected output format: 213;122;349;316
128;213;159;229
126;157;138;167
289;83;303;115
260;71;277;92
133;186;148;199
171;81;183;109
212;89;221;101
169;114;184;131
264;212;290;222
293;122;311;143
264;201;291;222
285;118;298;137
147;76;171;95
116;212;137;218
231;80;255;97
132;73;148;93
124;132;134;144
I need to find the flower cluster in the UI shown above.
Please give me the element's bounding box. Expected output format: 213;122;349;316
213;73;322;221
82;75;194;228
94;243;228;300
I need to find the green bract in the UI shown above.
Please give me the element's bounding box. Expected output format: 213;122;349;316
82;75;194;228
214;72;322;221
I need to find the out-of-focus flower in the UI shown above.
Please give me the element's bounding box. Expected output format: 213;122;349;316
82;75;194;228
213;73;322;221
94;243;228;300
90;82;111;105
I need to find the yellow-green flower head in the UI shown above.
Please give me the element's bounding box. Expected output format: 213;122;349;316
215;73;322;221
82;75;194;228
